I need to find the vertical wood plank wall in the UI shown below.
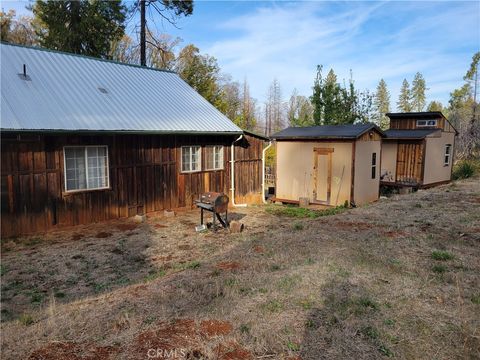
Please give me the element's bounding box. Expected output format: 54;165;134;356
395;141;424;184
1;132;264;237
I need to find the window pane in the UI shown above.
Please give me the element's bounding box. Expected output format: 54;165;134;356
65;147;86;191
182;147;191;172
215;146;223;169
205;146;214;170
372;153;376;166
86;147;108;189
192;146;200;171
371;166;376;179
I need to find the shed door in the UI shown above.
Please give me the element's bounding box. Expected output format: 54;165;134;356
313;148;333;204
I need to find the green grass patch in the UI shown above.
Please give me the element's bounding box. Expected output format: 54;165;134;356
292;222;304;230
240;324;250;334
54;291;66;299
18;313;34;326
262;300;282;313
266;204;348;218
471;294;480;304
144;269;166;282
286;341;300;351
432;264;447;274
431;250;454;261
360;325;379;340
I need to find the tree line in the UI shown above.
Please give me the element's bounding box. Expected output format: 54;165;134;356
1;2;478;157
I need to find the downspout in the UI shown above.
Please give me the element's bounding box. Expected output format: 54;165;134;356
262;141;273;204
231;134;247;207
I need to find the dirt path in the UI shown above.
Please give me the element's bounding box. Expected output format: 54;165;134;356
1;178;479;359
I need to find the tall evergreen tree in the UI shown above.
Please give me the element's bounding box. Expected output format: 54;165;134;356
427;101;443;112
397;79;412;112
373;79;390;129
411;72;427;111
311;65;323;125
32;0;127;58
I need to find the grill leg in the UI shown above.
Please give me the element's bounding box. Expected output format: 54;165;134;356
200;208;204;225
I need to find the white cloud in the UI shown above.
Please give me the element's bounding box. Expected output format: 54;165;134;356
204;1;479;108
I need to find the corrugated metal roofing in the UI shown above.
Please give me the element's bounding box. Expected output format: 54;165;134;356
384;129;440;139
271;123;384;140
0;43;242;134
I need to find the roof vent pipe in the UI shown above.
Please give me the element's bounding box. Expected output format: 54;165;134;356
23;64;26;77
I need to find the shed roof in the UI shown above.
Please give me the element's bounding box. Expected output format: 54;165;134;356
271;123;384;140
386;111;446;120
0;43;242;134
384;129;441;139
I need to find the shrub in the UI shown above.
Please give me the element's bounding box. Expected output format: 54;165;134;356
452;160;477;180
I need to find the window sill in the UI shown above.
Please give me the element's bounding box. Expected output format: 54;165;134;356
180;170;202;174
63;187;111;196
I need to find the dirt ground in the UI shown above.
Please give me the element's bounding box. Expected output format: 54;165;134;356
1;178;479;359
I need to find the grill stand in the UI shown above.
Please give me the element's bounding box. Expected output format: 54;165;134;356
197;203;228;231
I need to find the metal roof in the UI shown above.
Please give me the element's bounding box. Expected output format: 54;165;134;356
384;129;441;139
271;123;384;140
386;111;446;120
0;43;242;134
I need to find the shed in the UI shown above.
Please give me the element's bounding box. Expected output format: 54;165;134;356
380;112;457;187
271;123;385;206
0;43;267;237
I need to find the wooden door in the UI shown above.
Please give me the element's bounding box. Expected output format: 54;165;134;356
313;148;334;204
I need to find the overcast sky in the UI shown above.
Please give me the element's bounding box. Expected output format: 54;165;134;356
5;1;480;109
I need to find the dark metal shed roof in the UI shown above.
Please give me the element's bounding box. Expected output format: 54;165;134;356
386;111;446;120
384;129;441;139
271;123;384;140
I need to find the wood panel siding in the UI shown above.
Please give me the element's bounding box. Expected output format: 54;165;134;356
395;141;424;185
358;131;382;141
1;132;264;237
389;116;455;132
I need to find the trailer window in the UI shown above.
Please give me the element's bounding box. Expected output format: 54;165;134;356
181;146;201;172
444;144;452;166
205;145;224;170
64;146;109;192
371;153;377;179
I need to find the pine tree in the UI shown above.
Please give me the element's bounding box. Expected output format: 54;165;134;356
427;101;443;112
411;72;427;112
374;79;390;129
397;79;412;112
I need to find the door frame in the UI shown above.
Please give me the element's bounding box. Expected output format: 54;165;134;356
313;147;334;205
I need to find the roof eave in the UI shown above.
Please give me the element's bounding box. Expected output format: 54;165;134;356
0;128;243;136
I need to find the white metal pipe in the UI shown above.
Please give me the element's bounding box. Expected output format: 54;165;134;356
231;134;247;207
262;141;273;204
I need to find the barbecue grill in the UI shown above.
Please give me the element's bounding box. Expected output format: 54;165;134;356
195;192;229;231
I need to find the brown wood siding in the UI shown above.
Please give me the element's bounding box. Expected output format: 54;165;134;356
358;130;382;141
1;132;264;237
390;117;448;131
395;141;424;185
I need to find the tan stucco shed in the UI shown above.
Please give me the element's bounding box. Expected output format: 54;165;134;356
272;123;385;207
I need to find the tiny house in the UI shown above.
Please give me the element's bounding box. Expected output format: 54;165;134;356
0;43;266;237
271;123;385;206
381;112;457;188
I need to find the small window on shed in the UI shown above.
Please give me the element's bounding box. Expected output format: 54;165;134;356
444;144;452;166
417;119;437;127
205;145;224;170
181;146;201;172
371;153;377;179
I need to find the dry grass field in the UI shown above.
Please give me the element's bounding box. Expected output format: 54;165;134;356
1;177;479;359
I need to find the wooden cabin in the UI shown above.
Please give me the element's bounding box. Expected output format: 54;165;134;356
381;112;457;188
0;43;266;237
271;123;385;207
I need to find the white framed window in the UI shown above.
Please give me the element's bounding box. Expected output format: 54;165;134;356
417;119;437;127
64;146;109;192
181;146;201;172
444;144;452;166
205;145;224;170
